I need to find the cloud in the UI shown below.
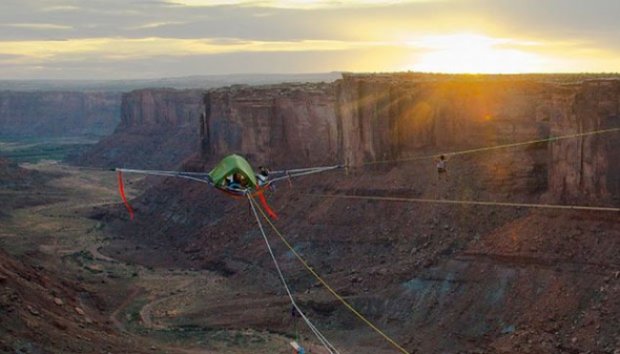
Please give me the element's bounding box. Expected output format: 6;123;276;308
167;0;443;9
41;5;80;12
126;21;188;30
0;45;415;79
2;23;73;30
0;37;397;61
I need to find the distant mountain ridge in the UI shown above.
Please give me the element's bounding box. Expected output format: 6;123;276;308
0;72;342;92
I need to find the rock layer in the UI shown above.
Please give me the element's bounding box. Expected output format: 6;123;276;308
74;89;204;169
203;83;340;167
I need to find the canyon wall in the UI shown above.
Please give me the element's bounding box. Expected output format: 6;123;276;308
200;75;619;201
547;80;620;201
73;74;620;200
0;91;121;137
74;89;204;169
203;83;339;168
335;74;618;201
337;74;550;165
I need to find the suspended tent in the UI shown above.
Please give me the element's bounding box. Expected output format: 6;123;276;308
208;154;259;192
115;154;338;220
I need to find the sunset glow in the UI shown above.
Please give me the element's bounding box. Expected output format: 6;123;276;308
409;34;546;73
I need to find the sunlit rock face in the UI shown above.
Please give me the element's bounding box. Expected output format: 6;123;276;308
0;91;121;137
336;74;551;173
335;74;619;202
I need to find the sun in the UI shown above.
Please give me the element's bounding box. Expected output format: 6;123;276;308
409;33;546;74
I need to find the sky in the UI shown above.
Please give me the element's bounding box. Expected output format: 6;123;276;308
1;0;619;79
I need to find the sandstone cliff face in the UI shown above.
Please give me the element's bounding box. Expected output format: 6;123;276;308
547;80;620;201
0;91;121;137
337;74;552;165
75;89;204;169
203;83;339;167
119;88;203;129
76;75;619;200
336;75;620;201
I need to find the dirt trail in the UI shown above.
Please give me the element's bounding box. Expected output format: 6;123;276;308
139;278;194;329
110;286;144;333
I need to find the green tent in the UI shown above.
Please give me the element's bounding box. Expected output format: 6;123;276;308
208;154;258;189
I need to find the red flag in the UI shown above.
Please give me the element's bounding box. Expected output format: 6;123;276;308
257;191;278;220
117;171;135;220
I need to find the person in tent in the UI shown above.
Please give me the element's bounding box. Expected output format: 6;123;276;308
290;340;305;354
256;165;272;188
436;154;448;180
226;172;249;189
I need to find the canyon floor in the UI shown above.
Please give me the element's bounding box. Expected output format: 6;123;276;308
1;162;308;354
2;159;619;354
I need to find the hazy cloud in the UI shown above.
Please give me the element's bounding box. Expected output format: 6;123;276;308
2;23;72;30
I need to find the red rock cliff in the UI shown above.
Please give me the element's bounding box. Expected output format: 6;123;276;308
76;89;204;169
337;74;551;165
547;80;620;201
335;74;619;201
202;83;339;167
77;75;619;201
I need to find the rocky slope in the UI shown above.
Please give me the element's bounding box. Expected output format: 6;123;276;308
0;158;53;216
0;91;121;137
97;74;620;353
0;160;158;354
0;248;155;354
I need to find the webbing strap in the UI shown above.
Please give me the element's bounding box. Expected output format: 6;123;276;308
252;199;412;354
247;195;339;354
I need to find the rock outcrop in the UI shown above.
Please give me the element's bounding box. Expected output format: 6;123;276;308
74;89;204;169
547;79;620;201
0;91;121;137
0;247;156;354
337;74;550;165
203;83;339;167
